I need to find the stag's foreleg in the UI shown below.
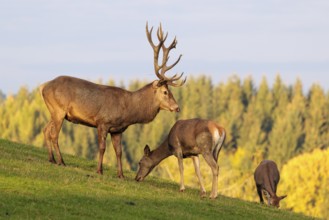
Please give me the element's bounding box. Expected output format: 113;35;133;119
176;150;185;192
192;156;206;197
111;133;124;179
203;153;219;199
97;124;109;175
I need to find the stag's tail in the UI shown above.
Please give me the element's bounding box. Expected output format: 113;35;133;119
213;127;226;162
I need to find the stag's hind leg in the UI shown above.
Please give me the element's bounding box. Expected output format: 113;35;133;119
49;114;66;166
43;121;56;163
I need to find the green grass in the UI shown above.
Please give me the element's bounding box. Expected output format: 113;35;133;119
0;139;316;220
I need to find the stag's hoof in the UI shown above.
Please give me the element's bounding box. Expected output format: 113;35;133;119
48;159;56;164
200;191;207;198
57;161;66;166
179;188;185;192
96;170;103;175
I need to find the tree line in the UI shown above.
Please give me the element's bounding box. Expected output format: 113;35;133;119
0;74;328;218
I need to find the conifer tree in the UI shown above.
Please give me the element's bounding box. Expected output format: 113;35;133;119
217;75;244;150
268;79;305;167
304;84;328;151
241;76;254;110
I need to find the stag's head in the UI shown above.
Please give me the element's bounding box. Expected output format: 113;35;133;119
146;23;186;112
135;145;154;181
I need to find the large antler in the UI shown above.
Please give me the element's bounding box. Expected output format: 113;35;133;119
146;22;186;87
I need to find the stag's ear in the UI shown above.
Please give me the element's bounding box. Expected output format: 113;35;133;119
152;80;160;89
144;145;151;156
279;195;287;200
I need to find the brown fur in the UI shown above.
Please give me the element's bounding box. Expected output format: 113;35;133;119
40;76;181;178
135;118;225;199
254;160;287;207
41;24;185;178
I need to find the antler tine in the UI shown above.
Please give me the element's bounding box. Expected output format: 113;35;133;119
161;54;182;75
169;36;177;49
166;75;187;87
171;71;184;81
156;24;168;43
146;23;155;48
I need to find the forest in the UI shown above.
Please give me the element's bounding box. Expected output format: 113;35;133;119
0;74;328;218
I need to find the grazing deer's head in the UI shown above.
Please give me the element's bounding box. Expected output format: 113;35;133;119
135;145;154;181
146;23;186;112
270;195;287;208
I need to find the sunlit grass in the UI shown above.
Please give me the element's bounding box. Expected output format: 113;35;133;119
0;139;316;220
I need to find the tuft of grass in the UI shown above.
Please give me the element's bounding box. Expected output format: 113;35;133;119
0;139;317;220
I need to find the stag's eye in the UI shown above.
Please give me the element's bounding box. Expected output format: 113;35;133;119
164;91;168;95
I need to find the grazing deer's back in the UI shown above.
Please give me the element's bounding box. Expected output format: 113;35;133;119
167;119;222;154
254;160;280;192
168;119;205;147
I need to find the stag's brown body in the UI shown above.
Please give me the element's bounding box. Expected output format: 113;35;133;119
254;160;287;207
135;118;226;199
40;23;185;178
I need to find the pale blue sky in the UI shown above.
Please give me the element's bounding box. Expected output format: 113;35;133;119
0;0;328;95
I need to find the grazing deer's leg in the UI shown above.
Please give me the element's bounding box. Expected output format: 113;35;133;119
97;124;108;175
192;156;206;197
202;153;219;199
176;151;185;192
257;186;264;203
43;121;56;163
111;133;124;179
50;114;65;166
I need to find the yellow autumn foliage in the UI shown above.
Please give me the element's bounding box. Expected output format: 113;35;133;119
280;148;329;219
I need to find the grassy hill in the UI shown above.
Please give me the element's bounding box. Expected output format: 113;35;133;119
0;139;316;220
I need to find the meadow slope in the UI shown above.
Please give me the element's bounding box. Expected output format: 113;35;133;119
0;139;316;220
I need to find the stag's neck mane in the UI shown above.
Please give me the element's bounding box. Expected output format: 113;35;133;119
149;139;172;166
128;82;160;124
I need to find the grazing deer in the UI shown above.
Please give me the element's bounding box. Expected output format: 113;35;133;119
135;118;226;199
254;160;287;207
40;23;186;178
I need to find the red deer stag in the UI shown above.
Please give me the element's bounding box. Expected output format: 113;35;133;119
40;23;186;178
135;118;226;199
254;160;287;207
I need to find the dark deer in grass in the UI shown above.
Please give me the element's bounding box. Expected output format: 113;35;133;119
254;160;287;207
40;23;186;178
135;118;226;199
